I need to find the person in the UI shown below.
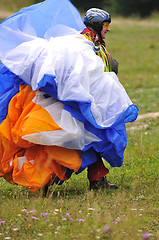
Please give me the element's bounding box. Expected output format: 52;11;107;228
0;0;138;195
81;8;118;190
82;8;118;74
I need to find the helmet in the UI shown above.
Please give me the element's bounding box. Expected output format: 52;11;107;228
84;8;111;35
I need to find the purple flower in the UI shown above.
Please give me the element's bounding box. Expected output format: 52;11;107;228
79;219;84;222
45;219;50;223
66;213;70;217
32;216;40;220
69;218;74;221
62;218;67;221
0;221;5;225
75;219;79;222
40;212;48;217
103;226;112;234
112;221;117;225
30;209;36;213
115;218;121;222
142;232;151;239
22;209;29;215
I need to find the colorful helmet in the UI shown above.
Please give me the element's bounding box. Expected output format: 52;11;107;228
84;8;111;34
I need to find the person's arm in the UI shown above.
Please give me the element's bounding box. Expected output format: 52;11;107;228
109;55;119;75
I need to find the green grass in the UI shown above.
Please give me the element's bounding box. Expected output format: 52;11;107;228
106;19;159;116
0;8;159;240
0;0;33;12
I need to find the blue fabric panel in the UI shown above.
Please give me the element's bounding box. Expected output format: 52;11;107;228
76;148;98;174
55;168;74;185
0;64;138;168
1;0;85;38
38;73;138;168
0;63;23;123
124;104;139;123
38;74;57;99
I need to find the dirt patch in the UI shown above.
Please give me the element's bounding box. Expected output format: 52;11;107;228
137;112;159;120
127;112;159;131
0;10;13;19
113;19;159;27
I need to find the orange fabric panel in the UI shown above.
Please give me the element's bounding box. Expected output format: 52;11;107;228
45;146;82;173
0;85;37;174
12;152;55;192
0;116;22;174
12;145;82;192
0;85;82;191
10;85;62;146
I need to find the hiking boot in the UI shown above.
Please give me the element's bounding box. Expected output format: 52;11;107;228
89;177;118;190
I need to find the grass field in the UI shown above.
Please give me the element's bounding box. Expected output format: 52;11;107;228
0;4;159;240
0;0;33;12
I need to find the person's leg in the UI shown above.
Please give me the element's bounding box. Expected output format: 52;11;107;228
87;152;118;190
87;153;109;182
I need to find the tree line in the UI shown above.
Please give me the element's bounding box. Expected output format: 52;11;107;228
33;0;159;17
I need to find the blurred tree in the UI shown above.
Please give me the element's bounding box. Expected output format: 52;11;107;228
31;0;159;17
70;0;104;10
33;0;44;3
107;0;159;17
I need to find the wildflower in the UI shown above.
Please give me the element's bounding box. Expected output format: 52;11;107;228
0;221;5;225
38;233;43;236
40;212;48;217
79;219;84;222
112;221;117;225
4;237;11;239
30;209;36;213
17;214;21;217
62;218;67;221
54;209;59;212
88;208;95;211
45;219;49;223
22;209;29;215
139;195;145;199
102;226;112;234
21;209;27;212
75;219;79;222
66;213;70;217
13;228;19;231
69;218;74;221
32;216;40;220
115;218;121;222
142;232;151;239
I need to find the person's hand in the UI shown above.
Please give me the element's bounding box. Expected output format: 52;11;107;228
110;55;118;75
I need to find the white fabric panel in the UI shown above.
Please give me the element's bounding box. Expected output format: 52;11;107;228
2;34;132;128
22;91;101;149
17;156;27;171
